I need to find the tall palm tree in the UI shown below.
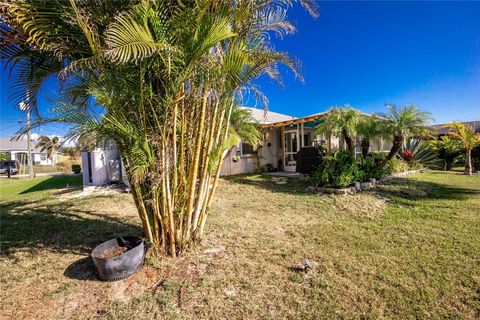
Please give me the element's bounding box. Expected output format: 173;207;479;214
316;106;360;154
447;122;480;175
382;104;433;163
356;115;385;158
2;0;317;256
36;135;61;165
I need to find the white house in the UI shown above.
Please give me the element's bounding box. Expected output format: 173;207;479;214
0;138;61;165
80;107;392;187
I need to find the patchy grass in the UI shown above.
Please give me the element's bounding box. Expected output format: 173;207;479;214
0;172;479;319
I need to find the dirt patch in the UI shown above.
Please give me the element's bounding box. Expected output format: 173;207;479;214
329;193;387;217
97;246;128;259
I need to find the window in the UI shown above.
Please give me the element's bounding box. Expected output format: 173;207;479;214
40;154;47;161
303;134;310;147
240;142;255;157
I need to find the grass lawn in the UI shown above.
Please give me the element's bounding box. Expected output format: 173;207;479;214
0;172;479;319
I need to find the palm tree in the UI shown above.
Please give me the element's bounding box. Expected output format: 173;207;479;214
2;0;317;256
36;135;61;165
382;104;433;163
429;136;462;171
446;122;480;175
316;106;360;155
229;107;263;149
356;115;385;158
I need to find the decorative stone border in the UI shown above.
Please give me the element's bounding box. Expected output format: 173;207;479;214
382;169;423;180
314;170;423;195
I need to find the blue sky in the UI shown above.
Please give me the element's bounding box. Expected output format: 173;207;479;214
1;1;479;138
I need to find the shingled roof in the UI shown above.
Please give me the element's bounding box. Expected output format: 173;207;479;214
0;138;46;153
432;120;480;135
241;107;295;124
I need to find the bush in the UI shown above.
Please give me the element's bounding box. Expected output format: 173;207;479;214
360;153;389;180
71;164;81;174
259;163;274;173
386;158;410;174
313;151;363;187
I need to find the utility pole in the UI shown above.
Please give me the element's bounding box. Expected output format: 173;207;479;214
19;100;34;179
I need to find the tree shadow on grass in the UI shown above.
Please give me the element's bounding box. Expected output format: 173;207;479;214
0;196;143;257
225;174;314;195
226;174;479;203
64;256;98;280
19;175;83;194
374;177;479;203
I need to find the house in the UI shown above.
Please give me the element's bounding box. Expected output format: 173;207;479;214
432;120;480;137
221;108;392;175
80;107;392;188
0;138;61;165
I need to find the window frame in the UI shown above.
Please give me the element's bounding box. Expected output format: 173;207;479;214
240;141;255;158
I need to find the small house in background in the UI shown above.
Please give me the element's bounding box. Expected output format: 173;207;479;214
432;120;480;137
0;138;61;166
81;107;393;189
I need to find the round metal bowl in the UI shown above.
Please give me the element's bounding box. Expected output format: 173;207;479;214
91;236;145;281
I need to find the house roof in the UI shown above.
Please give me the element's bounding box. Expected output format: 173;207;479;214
0;138;49;153
241;107;295;124
432;120;480;135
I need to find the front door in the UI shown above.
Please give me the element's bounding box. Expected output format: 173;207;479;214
284;131;298;172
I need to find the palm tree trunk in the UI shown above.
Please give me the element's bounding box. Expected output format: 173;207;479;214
361;139;370;158
373;134;402;171
385;135;402;162
342;128;354;155
465;149;472;175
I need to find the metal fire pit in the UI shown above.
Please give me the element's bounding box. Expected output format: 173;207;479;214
91;236;145;281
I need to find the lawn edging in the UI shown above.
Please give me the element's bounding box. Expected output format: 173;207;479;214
315;169;423;195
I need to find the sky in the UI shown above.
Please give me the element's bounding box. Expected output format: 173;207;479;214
1;1;479;138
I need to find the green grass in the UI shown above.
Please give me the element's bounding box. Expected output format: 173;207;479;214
0;172;479;319
0;175;82;200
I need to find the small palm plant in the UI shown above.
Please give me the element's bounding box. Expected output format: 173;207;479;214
429;136;462;171
36;135;61;165
446;122;480;175
356;115;386;158
316;106;360;155
382;104;433;162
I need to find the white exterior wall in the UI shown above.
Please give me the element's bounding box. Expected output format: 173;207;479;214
81;142;124;187
220;128;280;176
8;150;57;165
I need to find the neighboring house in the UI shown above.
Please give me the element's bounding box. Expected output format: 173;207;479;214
81;107;392;188
432;120;480;137
0;138;61;165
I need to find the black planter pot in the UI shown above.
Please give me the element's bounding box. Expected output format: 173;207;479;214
91;236;145;281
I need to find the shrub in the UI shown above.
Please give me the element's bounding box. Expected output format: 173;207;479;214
386;158;410;173
398;139;439;168
71;164;81;174
259;163;274;173
429;136;462;171
360;153;390;180
313;151;362;187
